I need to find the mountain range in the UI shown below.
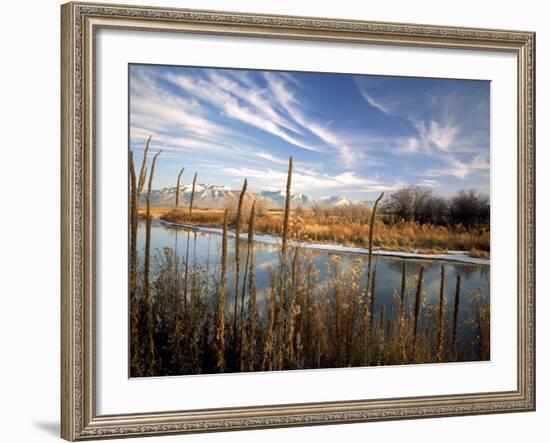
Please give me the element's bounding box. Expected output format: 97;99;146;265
139;183;370;209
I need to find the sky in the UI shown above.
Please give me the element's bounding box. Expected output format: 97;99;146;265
129;64;490;200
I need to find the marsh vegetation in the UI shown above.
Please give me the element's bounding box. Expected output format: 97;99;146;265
129;143;490;377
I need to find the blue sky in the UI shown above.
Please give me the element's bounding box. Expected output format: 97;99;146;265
129;64;490;200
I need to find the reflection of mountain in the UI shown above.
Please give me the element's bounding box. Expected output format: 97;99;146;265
140;183;368;209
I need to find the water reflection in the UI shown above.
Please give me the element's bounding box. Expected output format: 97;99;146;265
137;219;490;324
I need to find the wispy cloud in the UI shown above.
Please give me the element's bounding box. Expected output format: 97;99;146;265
414;119;459;152
221;165;404;194
419;179;439;188
356;78;487;163
394;137;420;154
129;68;243;156
208;71;305;136
358;89;393;115
131;75;219;133
252;151;291;166
165;71;321;153
423;154;489;180
264;73;356;166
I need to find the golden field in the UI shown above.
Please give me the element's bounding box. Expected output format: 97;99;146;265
155;207;490;257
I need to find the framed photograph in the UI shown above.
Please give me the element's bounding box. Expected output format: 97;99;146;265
61;2;536;440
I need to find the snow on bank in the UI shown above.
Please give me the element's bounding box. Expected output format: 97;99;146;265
158;219;490;266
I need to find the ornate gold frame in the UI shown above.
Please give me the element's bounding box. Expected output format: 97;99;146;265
61;2;536;440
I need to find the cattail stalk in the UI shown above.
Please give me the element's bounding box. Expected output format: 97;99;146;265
399;260;407;323
188;172;197;215
262;273;277;371
191;232;198;295
451;274;462;361
183;230;190;311
173;167;184;306
281;157;293;257
238;198;253;370
143;149;161;375
368;268;378;363
137;135;151;194
247;254;257;371
128;151;139;375
174;166;184;209
215;210;229;372
365;192;384;297
285;246;299;367
333;263;343;365
398;261;408;362
362;192;383;366
233;179;248;343
378;304;386;364
277;157;293;365
183;172;197;307
411;265;425;362
243;201;256;371
436;266;446;362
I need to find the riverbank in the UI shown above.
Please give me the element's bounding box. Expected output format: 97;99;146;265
158;218;490;266
156;207;490;258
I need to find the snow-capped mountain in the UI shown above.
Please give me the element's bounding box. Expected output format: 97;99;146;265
258;190;312;209
317;195;361;207
139;184;235;209
141;183;365;210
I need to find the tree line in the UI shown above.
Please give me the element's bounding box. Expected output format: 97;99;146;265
381;186;490;228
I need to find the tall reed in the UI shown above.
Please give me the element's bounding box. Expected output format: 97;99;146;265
452;274;462;360
233;179;248;342
275;157;293;370
366;192;384;294
188;172;197;215
242;201;256;371
368;268;378;364
399;260;407;323
175;166;184;209
215;209;229;372
363;192;384;365
173;166;184;302
378;304;386;364
281;157;293;258
239;203;253;368
246;253;258;371
262;273;277;371
128;151;139;375
285;246;299;367
411;265;425;362
183;172;197;307
137;135;151;194
436;266;446;362
398;264;409;363
143;149;161;375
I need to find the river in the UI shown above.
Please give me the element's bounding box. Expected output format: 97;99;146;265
136;219;490;328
